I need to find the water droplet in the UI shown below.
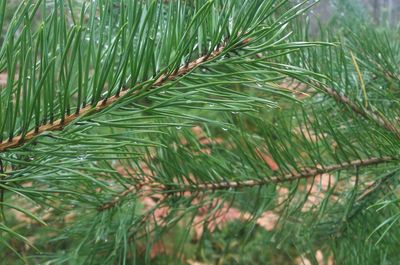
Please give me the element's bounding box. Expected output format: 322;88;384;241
231;111;239;115
208;103;215;107
176;126;182;130
222;127;228;131
26;76;31;80
77;154;88;161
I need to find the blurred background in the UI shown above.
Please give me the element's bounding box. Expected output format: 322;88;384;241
314;0;399;25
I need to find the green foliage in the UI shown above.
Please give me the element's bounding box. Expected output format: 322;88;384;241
0;0;399;264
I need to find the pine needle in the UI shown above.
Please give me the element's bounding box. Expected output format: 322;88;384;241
350;51;368;108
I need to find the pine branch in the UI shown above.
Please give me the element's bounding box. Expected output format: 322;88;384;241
193;157;396;190
0;42;230;153
98;156;397;211
319;85;400;139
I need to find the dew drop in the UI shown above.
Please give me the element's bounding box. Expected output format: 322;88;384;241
176;126;182;130
222;127;228;131
77;154;88;161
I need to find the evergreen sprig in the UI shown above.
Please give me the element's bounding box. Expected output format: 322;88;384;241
0;0;399;264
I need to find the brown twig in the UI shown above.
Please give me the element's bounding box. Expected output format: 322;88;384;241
189;156;396;190
0;43;228;152
98;156;397;211
319;85;400;139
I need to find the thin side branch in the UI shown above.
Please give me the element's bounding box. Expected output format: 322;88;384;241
193;156;396;190
320;85;400;139
98;156;397;211
0;43;228;152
